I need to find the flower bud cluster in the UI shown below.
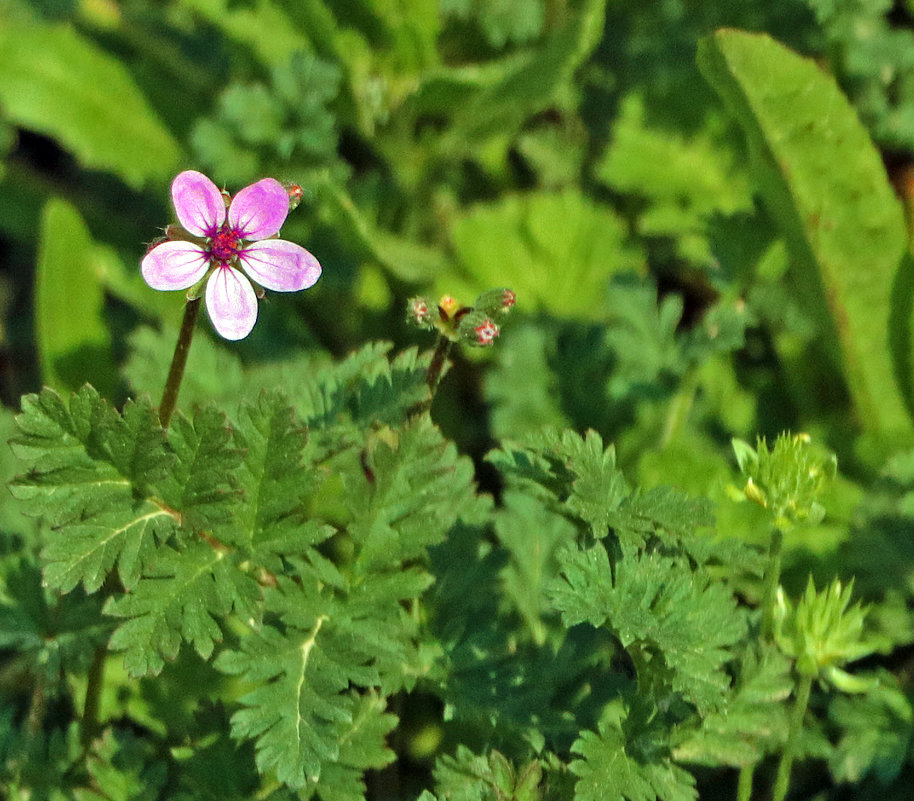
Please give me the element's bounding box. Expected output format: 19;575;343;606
730;432;837;530
406;288;515;347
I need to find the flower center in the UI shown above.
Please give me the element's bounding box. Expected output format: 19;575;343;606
209;226;242;263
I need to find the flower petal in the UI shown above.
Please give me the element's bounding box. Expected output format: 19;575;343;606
238;239;322;292
141;241;209;290
228;178;289;240
205;265;258;340
172;170;225;237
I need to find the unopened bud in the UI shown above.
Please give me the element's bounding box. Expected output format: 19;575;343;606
474;319;499;345
474;287;516;318
284;182;304;211
406;296;435;329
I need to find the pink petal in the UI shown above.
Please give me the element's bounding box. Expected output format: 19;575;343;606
238;239;322;292
228;178;289;240
172;170;225;237
204;265;258;340
141;241;210;290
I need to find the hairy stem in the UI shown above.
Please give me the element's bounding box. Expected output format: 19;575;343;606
426;335;452;396
159;298;201;429
761;527;784;640
409;336;452;419
772;672;813;801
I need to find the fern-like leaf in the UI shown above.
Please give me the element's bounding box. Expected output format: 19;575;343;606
11;387;175;592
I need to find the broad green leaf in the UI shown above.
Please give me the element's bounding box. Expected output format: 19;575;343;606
447;190;644;319
0;23;179;188
170;0;307;68
35;199;115;395
319;182;450;283
697;30;912;440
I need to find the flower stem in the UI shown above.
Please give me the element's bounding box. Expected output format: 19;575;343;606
733;525;785;799
159;298;201;429
761;526;784;640
772;672;813;801
409;336;452;419
426;335;452;395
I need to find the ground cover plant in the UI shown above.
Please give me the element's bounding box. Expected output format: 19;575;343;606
2;1;914;799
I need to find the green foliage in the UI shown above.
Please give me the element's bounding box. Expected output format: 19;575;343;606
7;1;914;799
446;190;642;320
10;387;175;593
570;699;697;801
0;22;179;188
35;199;115;397
698;29;912;444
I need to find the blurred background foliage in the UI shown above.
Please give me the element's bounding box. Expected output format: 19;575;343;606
3;0;914;659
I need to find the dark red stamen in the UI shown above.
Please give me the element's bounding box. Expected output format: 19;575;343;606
209;226;242;263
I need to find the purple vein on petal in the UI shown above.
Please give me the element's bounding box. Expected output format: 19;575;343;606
141;241;210;290
229;178;289;240
239;240;322;291
172;170;225;237
205;265;258;340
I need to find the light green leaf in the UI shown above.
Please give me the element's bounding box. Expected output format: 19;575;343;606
35;199;115;395
0;23;179;188
697;29;912;440
447;190;644;319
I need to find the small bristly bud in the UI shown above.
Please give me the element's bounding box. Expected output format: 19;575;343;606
284;182;304;211
456;309;499;346
474;287;516;319
474;319;499;345
406;296;435;329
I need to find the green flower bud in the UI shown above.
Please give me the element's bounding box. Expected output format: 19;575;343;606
774;578;875;688
731;433;836;530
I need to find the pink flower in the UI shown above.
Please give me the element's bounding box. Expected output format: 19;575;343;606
141;170;321;340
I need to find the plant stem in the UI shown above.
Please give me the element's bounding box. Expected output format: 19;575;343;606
660;367;698;448
81;645;106;746
734;525;785;800
760;527;784;640
426;335;452;396
159;298;201;429
772;672;813;801
736;763;754;801
409;336;452;419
